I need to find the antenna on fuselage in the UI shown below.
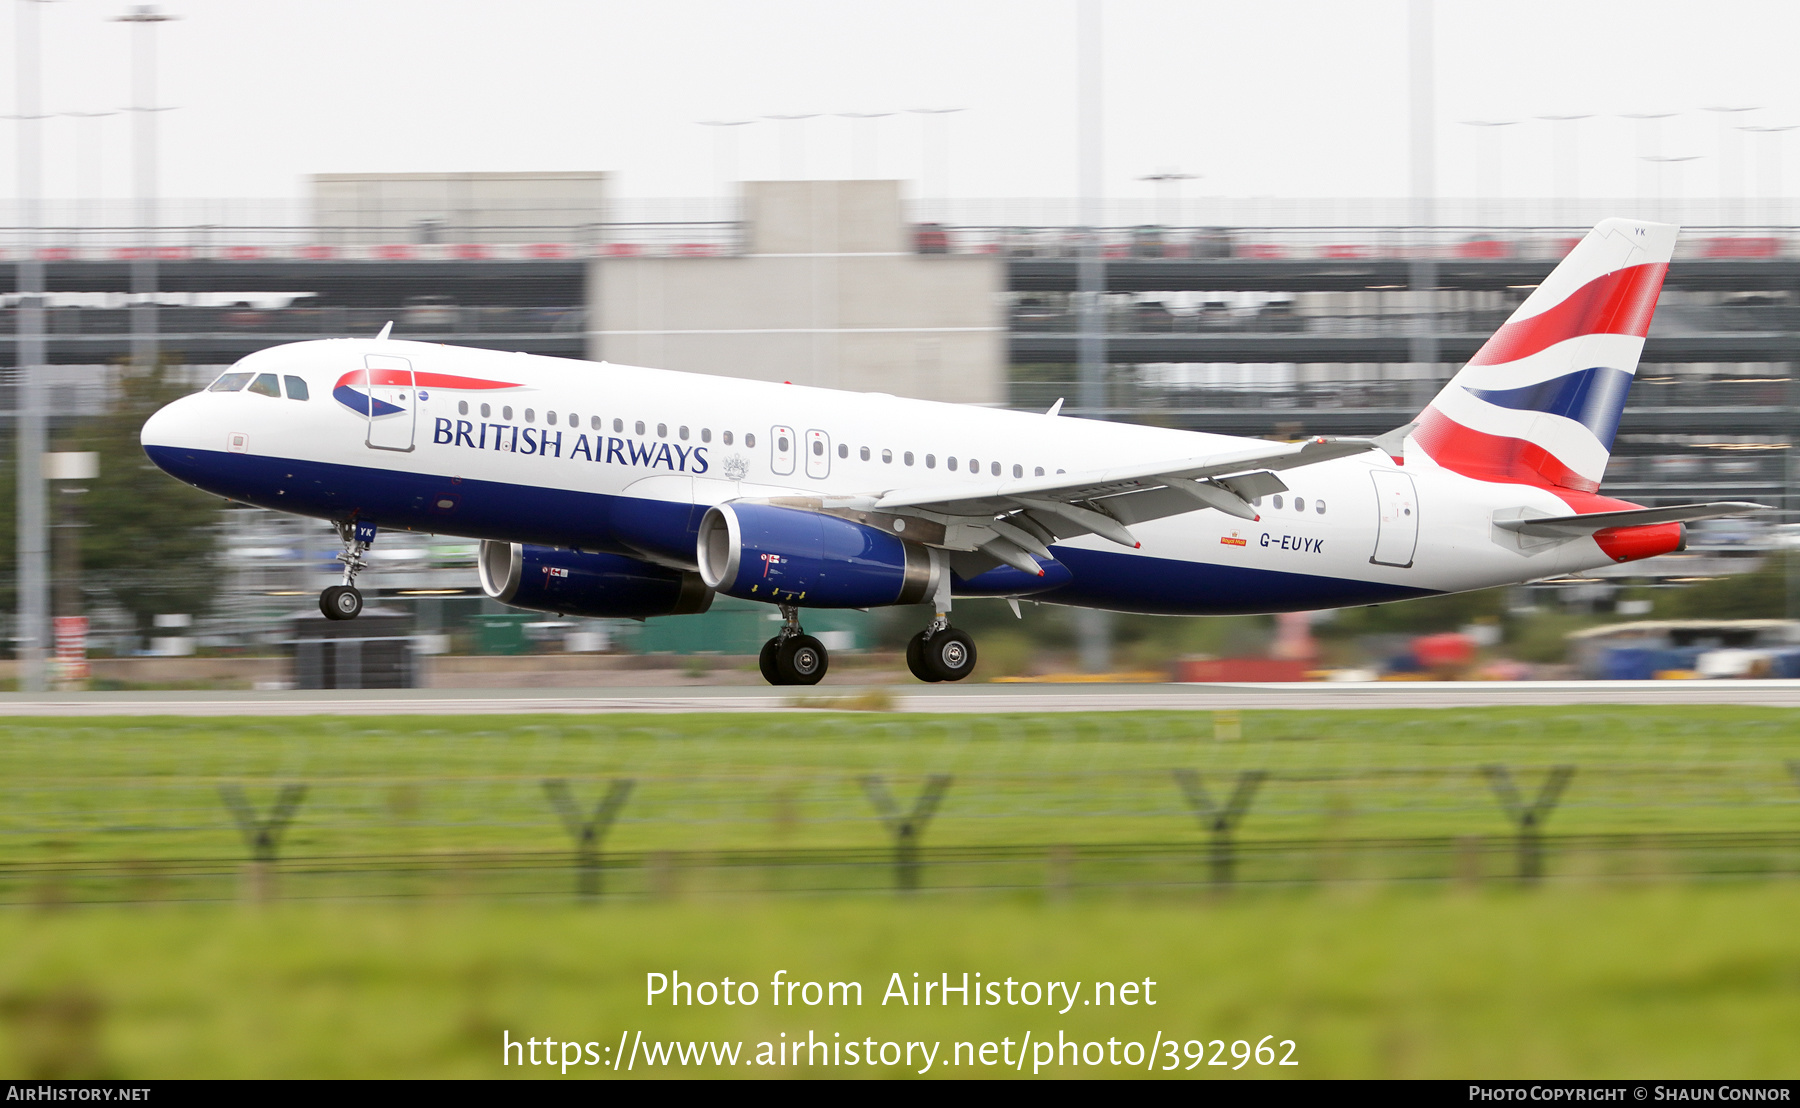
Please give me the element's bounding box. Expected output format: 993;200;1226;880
375;321;393;341
1046;398;1064;417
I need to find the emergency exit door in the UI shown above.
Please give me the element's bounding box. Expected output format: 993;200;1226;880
1369;470;1419;568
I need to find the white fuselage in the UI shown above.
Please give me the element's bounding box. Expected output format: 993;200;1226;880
140;338;1630;614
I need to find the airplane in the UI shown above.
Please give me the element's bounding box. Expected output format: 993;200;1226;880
140;218;1762;685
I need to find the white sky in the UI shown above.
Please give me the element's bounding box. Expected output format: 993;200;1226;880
4;0;1800;205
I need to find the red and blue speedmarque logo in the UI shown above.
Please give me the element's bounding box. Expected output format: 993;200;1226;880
333;369;521;417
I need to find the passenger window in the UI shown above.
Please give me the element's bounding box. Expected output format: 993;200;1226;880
679;426;689;440
838;443;848;459
881;448;891;463
503;406;514;420
701;428;712;443
1012;464;1022;478
635;421;645;435
861;446;871;461
614;418;624;432
947;457;958;471
1035;467;1044;476
284;376;310;401
746;433;756;448
778;434;790;452
657;423;667;438
723;430;734;445
208;371;253;392
811;440;823;456
926;454;936;469
1316;500;1327;515
568;413;576;426
458;400;468;415
904;452;914;466
1294;497;1305;512
481;403;492;418
1272;495;1284;510
992;461;1002;476
591;416;602;430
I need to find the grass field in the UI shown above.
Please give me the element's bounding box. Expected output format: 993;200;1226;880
1;706;1798;1078
2;887;1799;1078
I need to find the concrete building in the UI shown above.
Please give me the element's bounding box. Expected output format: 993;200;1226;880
310;171;612;244
589;180;1007;404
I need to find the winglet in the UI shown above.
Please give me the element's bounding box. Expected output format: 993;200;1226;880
1046;398;1064;417
376;321;393;341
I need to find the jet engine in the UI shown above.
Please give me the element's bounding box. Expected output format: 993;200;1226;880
478;541;713;619
697;502;945;608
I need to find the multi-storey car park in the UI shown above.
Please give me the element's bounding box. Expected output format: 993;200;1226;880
3;175;1795;652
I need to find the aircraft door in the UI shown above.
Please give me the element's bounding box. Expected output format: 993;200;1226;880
1369;470;1419;568
805;429;830;480
362;354;417;452
770;425;796;476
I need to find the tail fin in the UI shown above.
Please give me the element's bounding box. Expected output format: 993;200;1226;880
1411;218;1677;493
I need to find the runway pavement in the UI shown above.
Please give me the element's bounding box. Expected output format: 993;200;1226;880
3;680;1800;715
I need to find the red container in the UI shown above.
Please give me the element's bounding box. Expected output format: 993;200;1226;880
1412;632;1474;668
1174;658;1310;683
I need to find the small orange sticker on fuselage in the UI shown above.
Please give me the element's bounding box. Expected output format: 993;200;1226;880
1220;535;1247;547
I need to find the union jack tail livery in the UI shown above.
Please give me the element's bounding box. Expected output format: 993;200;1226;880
1412;218;1678;495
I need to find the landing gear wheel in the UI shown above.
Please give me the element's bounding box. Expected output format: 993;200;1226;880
921;628;977;682
320;584;363;621
776;635;829;685
759;637;782;684
906;631;944;682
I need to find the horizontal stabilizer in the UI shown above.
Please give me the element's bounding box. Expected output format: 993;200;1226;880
1494;501;1767;539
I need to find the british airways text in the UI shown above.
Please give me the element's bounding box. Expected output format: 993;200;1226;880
432;418;710;474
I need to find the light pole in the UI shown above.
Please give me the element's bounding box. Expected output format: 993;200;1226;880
1460;120;1517;229
1742;124;1799;226
113;4;179;370
59;110;119;230
763;113;819;180
13;0;53;693
1409;0;1438;409
697;120;754;201
1702;106;1759;225
837;112;895;180
1138;170;1198;228
1644;154;1702;224
1536;113;1591;228
1072;0;1109;672
1621;112;1677;213
904;107;964;216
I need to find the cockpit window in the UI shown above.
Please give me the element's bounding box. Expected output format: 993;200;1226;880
208;372;253;393
247;373;281;398
284;376;310;401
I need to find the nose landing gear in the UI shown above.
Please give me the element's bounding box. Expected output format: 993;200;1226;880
759;603;829;685
320;520;376;621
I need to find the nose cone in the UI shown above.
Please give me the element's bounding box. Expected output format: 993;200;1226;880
140;393;212;483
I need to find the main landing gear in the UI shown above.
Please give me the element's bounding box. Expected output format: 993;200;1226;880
906;616;978;683
760;604;829;686
320;520;376;621
907;570;977;682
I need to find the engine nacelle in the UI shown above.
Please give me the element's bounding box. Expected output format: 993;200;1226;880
478;541;713;619
697;502;945;608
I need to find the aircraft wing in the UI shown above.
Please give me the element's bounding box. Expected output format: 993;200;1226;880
805;436;1383;577
1494;501;1769;539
